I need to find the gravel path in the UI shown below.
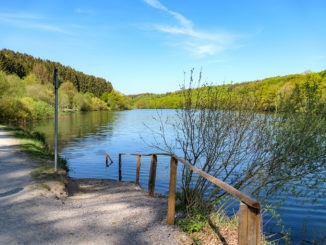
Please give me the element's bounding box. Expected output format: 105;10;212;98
0;128;190;245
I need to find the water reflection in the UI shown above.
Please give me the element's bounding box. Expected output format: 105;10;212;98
28;111;119;151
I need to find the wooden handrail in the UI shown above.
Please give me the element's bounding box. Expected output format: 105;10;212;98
118;152;262;245
119;152;260;209
172;155;261;209
120;153;171;156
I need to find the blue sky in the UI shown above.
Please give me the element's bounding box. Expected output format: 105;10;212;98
0;0;325;94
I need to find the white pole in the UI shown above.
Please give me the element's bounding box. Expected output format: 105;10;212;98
54;69;58;171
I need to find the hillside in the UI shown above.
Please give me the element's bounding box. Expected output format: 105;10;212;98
0;49;131;122
131;70;326;112
0;49;112;97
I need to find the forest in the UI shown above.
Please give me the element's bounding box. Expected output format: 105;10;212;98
0;49;112;97
0;49;131;122
132;70;326;113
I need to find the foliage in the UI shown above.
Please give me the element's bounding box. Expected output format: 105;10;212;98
59;81;77;108
0;49;113;97
132;69;326;113
177;206;209;234
103;89;132;110
91;96;108;111
0;67;130;122
0;96;32;122
73;93;89;111
21;97;53;120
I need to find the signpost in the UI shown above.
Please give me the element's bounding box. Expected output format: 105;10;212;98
54;69;58;171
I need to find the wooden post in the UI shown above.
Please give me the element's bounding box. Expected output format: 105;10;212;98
148;154;157;197
238;202;262;245
167;156;178;225
119;154;122;181
136;154;141;185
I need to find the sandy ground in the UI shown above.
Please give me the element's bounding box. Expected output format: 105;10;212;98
0;128;190;245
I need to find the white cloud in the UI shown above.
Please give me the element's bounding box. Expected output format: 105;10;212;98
168;11;192;29
143;0;168;11
0;13;40;19
142;0;238;57
0;12;68;34
197;45;217;56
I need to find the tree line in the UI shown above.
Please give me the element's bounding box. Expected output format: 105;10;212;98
132;70;326;113
0;49;113;97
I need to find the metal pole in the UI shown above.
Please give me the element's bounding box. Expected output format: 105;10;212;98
54;69;58;172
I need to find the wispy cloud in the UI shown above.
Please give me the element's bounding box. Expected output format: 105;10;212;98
142;0;238;57
0;13;41;19
143;0;168;11
0;12;68;34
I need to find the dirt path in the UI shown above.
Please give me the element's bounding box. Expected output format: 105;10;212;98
0;128;189;245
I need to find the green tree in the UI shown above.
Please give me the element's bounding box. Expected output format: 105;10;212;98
59;81;77;109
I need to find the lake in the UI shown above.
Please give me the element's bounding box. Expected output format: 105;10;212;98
28;109;326;244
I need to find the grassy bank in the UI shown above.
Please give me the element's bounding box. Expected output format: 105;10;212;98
176;204;238;245
0;124;68;192
176;207;276;245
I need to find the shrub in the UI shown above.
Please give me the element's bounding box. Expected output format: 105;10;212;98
59;81;77;108
0;96;32;122
91;97;108;111
26;83;54;105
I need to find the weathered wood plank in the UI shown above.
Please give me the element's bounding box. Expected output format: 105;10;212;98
167;156;178;225
238;202;248;245
136;154;141;185
238;202;262;245
148;154;157;197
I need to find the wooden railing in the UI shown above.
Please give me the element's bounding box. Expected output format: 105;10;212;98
119;153;262;245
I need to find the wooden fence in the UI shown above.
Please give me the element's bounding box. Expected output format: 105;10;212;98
119;153;262;245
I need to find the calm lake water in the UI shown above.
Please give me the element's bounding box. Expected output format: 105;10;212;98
28;110;326;244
